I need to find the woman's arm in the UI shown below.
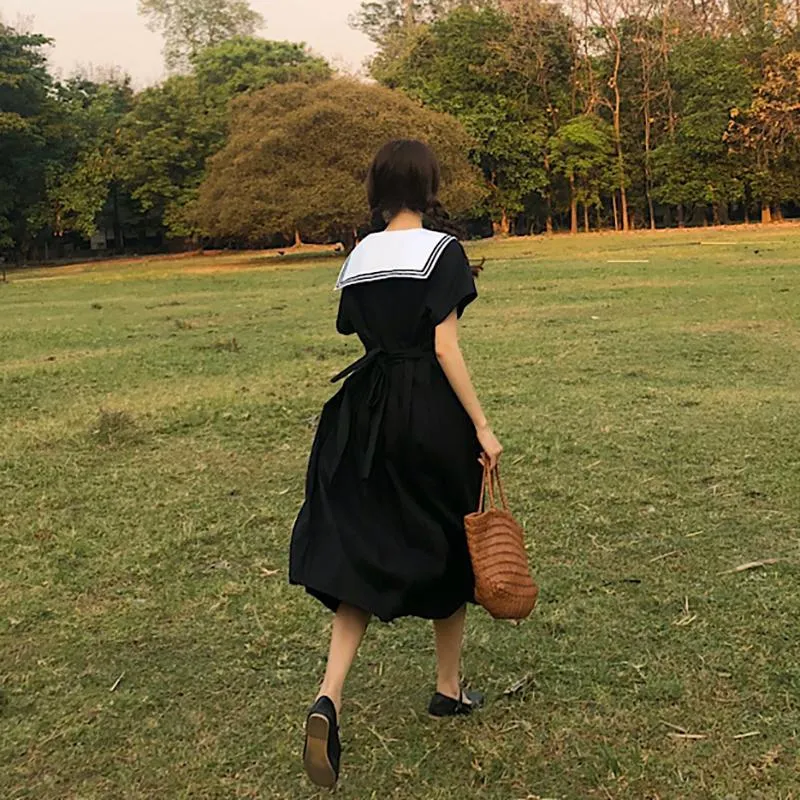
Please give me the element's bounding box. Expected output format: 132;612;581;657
435;311;503;466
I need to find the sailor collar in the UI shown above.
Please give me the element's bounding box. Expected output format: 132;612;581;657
335;229;455;290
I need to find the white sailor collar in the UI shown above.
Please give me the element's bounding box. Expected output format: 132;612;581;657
335;229;455;290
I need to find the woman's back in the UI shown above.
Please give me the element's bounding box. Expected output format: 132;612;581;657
337;234;476;352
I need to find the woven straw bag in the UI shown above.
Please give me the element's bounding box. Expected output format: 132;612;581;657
464;462;538;620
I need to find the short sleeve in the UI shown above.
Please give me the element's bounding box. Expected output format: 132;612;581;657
425;240;477;326
336;290;355;335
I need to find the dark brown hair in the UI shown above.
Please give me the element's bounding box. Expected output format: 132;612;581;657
366;139;462;238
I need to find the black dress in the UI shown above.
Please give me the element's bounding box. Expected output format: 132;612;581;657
289;239;482;623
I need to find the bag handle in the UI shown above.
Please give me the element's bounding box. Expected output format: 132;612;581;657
477;459;509;513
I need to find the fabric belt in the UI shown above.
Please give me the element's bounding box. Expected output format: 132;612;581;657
331;347;435;480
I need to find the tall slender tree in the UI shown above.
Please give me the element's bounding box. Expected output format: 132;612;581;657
495;1;577;233
587;0;632;231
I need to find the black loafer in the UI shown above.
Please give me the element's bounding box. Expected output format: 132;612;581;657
428;688;485;717
303;696;341;788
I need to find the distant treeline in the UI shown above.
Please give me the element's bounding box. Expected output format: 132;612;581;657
1;0;798;262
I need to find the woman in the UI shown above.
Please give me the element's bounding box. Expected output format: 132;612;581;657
289;139;503;788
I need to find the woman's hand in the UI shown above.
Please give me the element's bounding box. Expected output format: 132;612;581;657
477;424;503;469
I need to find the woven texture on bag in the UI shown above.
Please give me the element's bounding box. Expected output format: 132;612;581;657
464;463;538;620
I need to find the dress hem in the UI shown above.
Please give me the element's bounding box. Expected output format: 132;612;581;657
289;576;475;624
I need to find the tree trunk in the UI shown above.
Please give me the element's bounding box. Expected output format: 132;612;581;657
677;204;685;228
642;58;656;231
609;37;630;232
583;203;590;233
761;202;772;224
493;209;510;237
612;191;620;231
712;203;721;226
112;184;123;252
620;183;629;232
294;229;303;247
569;175;578;235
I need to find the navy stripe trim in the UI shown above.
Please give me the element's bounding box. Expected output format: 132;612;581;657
336;235;455;290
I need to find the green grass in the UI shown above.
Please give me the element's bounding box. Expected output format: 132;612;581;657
2;226;799;799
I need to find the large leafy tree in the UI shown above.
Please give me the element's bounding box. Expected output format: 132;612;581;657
548;115;615;233
49;74;135;247
0;25;57;259
195;79;485;247
138;0;264;72
651;35;752;224
192;37;330;99
118;38;330;239
373;5;555;234
118;75;216;238
493;0;578;233
728;50;800;222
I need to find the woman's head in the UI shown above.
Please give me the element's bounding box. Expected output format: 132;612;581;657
366;139;441;226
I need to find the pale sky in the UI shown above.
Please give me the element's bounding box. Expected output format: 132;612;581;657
1;0;376;86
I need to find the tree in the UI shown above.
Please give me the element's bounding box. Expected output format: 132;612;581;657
352;0;489;44
118;38;330;240
586;0;634;231
616;11;669;229
192;37;330;99
494;0;578;233
372;6;551;234
651;35;752;224
548;114;615;233
138;0;264;72
0;24;57;260
118;75;220;238
728;50;800;222
195;79;485;247
50;74;135;247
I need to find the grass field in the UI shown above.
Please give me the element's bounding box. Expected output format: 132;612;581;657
2;226;799;799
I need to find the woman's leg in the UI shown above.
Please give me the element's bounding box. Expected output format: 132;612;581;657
433;605;467;700
316;603;371;714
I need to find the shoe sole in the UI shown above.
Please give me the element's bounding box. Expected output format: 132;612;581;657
428;706;473;719
304;712;337;788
